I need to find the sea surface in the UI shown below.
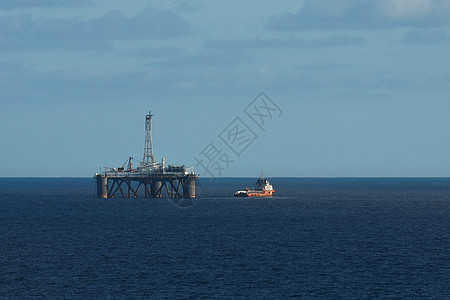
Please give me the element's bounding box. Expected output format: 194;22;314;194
0;177;449;299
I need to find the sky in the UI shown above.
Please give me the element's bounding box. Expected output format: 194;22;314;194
1;0;450;177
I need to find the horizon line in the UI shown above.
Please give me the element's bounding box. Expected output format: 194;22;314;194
1;176;449;179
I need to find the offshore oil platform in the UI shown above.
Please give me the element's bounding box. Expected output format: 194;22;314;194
94;112;198;199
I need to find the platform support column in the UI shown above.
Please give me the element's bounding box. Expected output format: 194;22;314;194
183;177;196;199
96;175;108;198
151;181;162;198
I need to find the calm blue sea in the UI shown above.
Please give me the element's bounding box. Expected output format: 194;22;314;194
1;178;449;299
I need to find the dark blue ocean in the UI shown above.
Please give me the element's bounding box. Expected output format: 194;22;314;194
1;178;449;299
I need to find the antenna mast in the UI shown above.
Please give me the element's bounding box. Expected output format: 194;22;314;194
142;111;156;166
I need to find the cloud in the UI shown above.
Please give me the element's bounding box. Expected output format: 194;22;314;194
173;1;202;12
3;56;450;104
118;45;184;58
0;61;28;80
267;0;450;30
0;53;251;102
42;66;114;82
149;49;254;68
86;10;191;39
294;61;350;70
0;32;113;51
0;61;34;99
0;0;92;10
0;9;191;51
401;28;450;44
205;35;367;49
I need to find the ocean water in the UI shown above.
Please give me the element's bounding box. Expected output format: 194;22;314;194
0;177;449;299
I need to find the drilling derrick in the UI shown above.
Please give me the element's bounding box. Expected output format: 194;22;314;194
142;111;156;166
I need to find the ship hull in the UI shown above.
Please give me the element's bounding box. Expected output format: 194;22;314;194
234;190;274;197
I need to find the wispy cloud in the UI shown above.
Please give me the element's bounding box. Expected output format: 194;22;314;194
267;0;450;31
118;45;185;58
0;9;191;51
401;28;450;44
4;57;449;104
294;61;351;70
173;1;202;12
205;35;367;49
0;61;29;80
0;0;92;10
149;49;254;68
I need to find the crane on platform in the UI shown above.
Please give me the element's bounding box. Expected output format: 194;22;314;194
121;156;135;172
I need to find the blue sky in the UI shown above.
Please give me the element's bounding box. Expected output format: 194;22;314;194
1;0;450;177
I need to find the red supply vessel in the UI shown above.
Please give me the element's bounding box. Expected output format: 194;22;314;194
234;172;275;197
